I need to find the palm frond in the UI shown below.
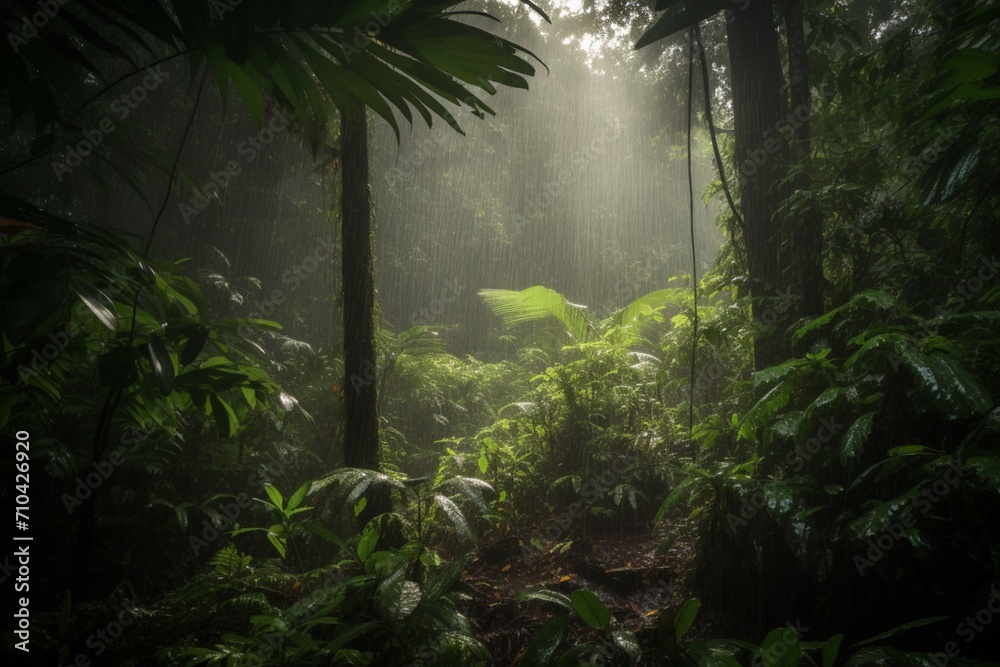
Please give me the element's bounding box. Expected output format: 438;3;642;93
479;286;590;342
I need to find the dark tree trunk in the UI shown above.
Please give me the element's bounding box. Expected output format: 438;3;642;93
725;0;793;370
783;0;825;325
340;104;380;472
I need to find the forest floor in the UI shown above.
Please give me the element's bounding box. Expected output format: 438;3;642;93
460;520;700;665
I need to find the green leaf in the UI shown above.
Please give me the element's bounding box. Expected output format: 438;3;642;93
898;349;992;419
69;276;118;330
794;289;896;344
358;526;379;561
612;629;642;661
886;445;935;457
822;633;843;667
425;556;468;602
479;286;590;342
266;532;287;558
147;333;175;395
674;598;701;641
760;626;799;667
264;483;284;511
286;482;310;511
301;522;350;552
478;453;488;474
853;617;948;647
209;395;238;438
517;616;568;667
571;589;612;630
840;411;876;469
518;589;573;611
432;494;473;541
966;454;1000;495
353;496;368;517
180;326;210;365
227;56;264;125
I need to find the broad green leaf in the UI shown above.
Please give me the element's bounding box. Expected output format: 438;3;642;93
266;532;287;558
357;526;379;561
571;589;612;630
425;556;468;602
180;325;210;365
840;411;876;469
286;482;310;511
264;483;284;511
518;616;568;666
674;598;701;641
759;626;800;667
432;494;473;541
898;349;992;419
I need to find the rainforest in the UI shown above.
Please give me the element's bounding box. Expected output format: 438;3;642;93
2;0;1000;665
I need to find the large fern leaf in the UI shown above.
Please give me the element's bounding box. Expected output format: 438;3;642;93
479;286;590;342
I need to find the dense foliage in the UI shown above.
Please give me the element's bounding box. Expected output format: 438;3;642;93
2;0;1000;665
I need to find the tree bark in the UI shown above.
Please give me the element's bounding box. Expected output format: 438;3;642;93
340;103;380;472
725;0;793;370
783;0;824;324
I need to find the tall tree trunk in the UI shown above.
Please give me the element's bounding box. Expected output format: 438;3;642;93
725;0;793;370
783;0;824;324
340;103;380;472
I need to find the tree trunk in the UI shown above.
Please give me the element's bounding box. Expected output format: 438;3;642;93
783;0;824;325
725;0;793;370
340;103;380;472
